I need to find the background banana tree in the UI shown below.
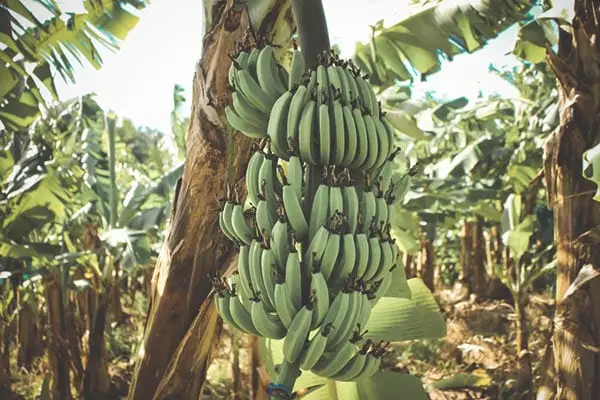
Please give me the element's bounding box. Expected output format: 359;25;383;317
0;0;148;131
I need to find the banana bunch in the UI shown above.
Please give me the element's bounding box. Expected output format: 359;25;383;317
216;45;407;391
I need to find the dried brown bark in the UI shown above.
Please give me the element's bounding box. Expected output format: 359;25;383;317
129;2;295;399
16;295;43;369
459;220;474;294
45;270;72;400
471;217;487;297
537;2;600;398
418;234;435;291
82;290;111;400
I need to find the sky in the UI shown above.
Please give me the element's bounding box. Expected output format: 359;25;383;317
54;0;572;134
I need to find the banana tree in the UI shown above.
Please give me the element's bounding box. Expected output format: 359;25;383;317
0;0;148;131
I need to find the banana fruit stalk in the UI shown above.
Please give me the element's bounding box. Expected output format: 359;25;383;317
215;46;409;393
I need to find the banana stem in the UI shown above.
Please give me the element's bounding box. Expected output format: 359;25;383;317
268;360;301;400
290;0;330;68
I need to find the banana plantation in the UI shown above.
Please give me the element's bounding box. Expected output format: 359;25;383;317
2;0;600;399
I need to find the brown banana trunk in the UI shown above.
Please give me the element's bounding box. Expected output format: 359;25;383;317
418;234;435;292
515;297;531;396
129;2;295;398
82;287;111;399
459;220;473;295
16;296;43;369
45;270;72;400
471;217;487;297
537;2;600;398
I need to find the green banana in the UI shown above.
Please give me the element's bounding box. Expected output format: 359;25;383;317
330;344;370;381
237;245;254;298
231;204;254;245
336;65;352;104
356;293;372;329
229;294;261;335
257;45;286;99
287;85;309;149
285;251;303;310
363;114;379;171
308;184;330;240
372;116;391;170
274;282;298;328
215;292;242;332
225;106;266;139
287;155;303;201
312;340;358;378
247;48;260;78
342;66;359;103
260;248;278;309
221;201;237;240
270;219;290;269
282;185;309;241
341;105;358;166
256;199;275;238
372;270;393;304
330;233;356;284
359;189;377;234
341;184;359;233
375;195;389;231
318;103;331;165
219;207;237;243
232;92;269;128
310;271;330;329
327;65;342;95
320;232;341;281
246;151;265;207
354;233;370;279
258;157;278;209
249;241;270;310
298;98;318;165
267;91;292;159
355;351;381;380
355;74;378;118
316;65;329;106
304;225;331;270
235;69;275;114
250;298;286;339
362;237;382;282
300;324;334;371
328;185;344;222
288;49;306;90
320;292;350;344
350;108;368;168
283;303;313;363
331;99;346;165
329;291;360;349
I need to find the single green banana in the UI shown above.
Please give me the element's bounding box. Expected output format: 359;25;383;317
283;304;313;363
320;232;341;281
267;91;292;159
235;69;275;114
350;108;369;168
320;292;350;344
231;204;254;245
316;65;329;106
375;195;389;230
287;155;303;201
312;341;358;378
329;291;360;349
360;188;377;234
274;282;298;328
341;105;358;166
318;103;331;165
341;185;359;233
221;201;237;240
356;293;372;329
237;245;254;298
219;208;237;243
288;49;306;90
372;270;393;304
247;48;260;78
245;151;265;207
258;157;278;209
300;323;334;371
331;99;346;165
225;106;266;139
355;74;378;118
260;248;278;309
342;66;359;103
375;160;393;196
282;185;309;241
330;233;356;284
304;225;331;270
229;294;261;335
298;99;318;165
308;184;330;240
354;233;370;279
310;271;330;329
287;85;309;148
336;65;352;104
327;65;342;95
249;242;270;308
330;347;369;381
232;92;269;128
250;299;286;339
285;251;303;310
328;186;344;222
372;117;391;170
362;114;379;171
270;219;290;270
361;237;382;282
355;352;381;381
257;45;286;99
255;200;275;238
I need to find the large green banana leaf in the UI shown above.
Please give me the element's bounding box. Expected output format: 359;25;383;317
0;0;148;130
259;278;445;399
353;0;555;88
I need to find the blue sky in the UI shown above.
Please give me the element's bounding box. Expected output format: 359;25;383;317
54;0;569;134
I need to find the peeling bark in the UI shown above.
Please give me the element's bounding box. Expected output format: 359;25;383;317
418;234;435;292
129;1;295;398
537;2;600;398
